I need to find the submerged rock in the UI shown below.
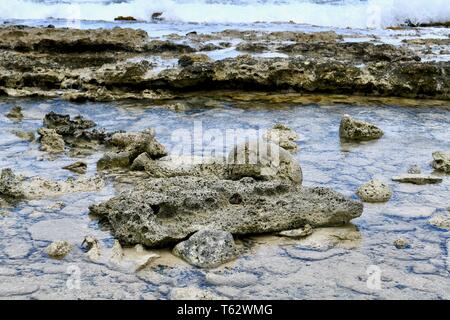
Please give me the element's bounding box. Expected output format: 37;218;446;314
170;287;223;300
90;176;363;247
432;151;450;173
63;161;87;174
394;238;410;249
12;130;35;142
392;174;442;185
263;124;299;153
429;215;450;230
45;240;72;259
356;179;392;203
0;168;103;200
5;105;23;121
37;128;65;153
173;229;238;268
407;165;422;174
278;224;313;238
339;115;384;141
226;139;302;184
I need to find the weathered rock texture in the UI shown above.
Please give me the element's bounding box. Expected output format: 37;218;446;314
173;229;238;268
0;168;103;200
356;179;392;203
263;124;299;153
45;241;72;259
90;176;363;247
432;151;450;173
339;115;384;141
0;26;448;101
392;174;442;185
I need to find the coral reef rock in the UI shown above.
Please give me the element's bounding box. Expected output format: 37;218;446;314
45;240;72;259
173;229;238;268
89;176;363;247
339;115;384;141
432;151;450;173
356;179;392;203
37;128;65;153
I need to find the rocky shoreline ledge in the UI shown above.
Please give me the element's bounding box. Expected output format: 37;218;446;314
0;26;449;101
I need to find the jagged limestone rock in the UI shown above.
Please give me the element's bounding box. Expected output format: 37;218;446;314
90;176;363;247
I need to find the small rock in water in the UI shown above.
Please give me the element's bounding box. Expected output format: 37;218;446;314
37;128;65;153
173;229;238;268
43;112;96;136
97;151;131;170
63;161;87;174
429;215;450;230
432;151;450;173
392;174;442;185
278;224;313;238
151;12;164;21
407;165;421;174
339;114;384;141
134;253;160;272
6;105;23;121
170;287;222;300
356;179;392;203
178;53;211;67
82;236;101;261
263;123;299;153
393;238;410;249
45;240;72;258
0;168;25;199
114;16;137;21
12;130;35;142
110;240;124;263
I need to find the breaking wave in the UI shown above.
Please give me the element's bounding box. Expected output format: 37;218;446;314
0;0;449;28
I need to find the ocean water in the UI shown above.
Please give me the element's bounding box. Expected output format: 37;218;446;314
1;97;450;299
0;0;449;28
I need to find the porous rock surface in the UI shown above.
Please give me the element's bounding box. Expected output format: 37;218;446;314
432;151;450;173
173;229;238;268
89;176;363;247
0;26;448;101
356;179;392;203
339;115;384;141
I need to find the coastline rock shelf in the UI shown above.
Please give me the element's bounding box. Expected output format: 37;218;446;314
0;26;448;101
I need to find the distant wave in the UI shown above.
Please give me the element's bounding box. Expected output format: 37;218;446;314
0;0;449;28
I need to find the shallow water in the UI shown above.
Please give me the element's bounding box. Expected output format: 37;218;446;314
1;96;450;299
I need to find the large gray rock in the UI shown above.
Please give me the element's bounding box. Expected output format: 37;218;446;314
173;229;237;268
432;151;450;173
226;139;302;184
89;176;363;247
339;115;384;141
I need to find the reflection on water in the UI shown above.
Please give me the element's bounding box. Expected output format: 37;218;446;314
0;96;449;299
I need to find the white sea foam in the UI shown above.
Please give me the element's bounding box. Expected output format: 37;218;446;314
0;0;449;29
